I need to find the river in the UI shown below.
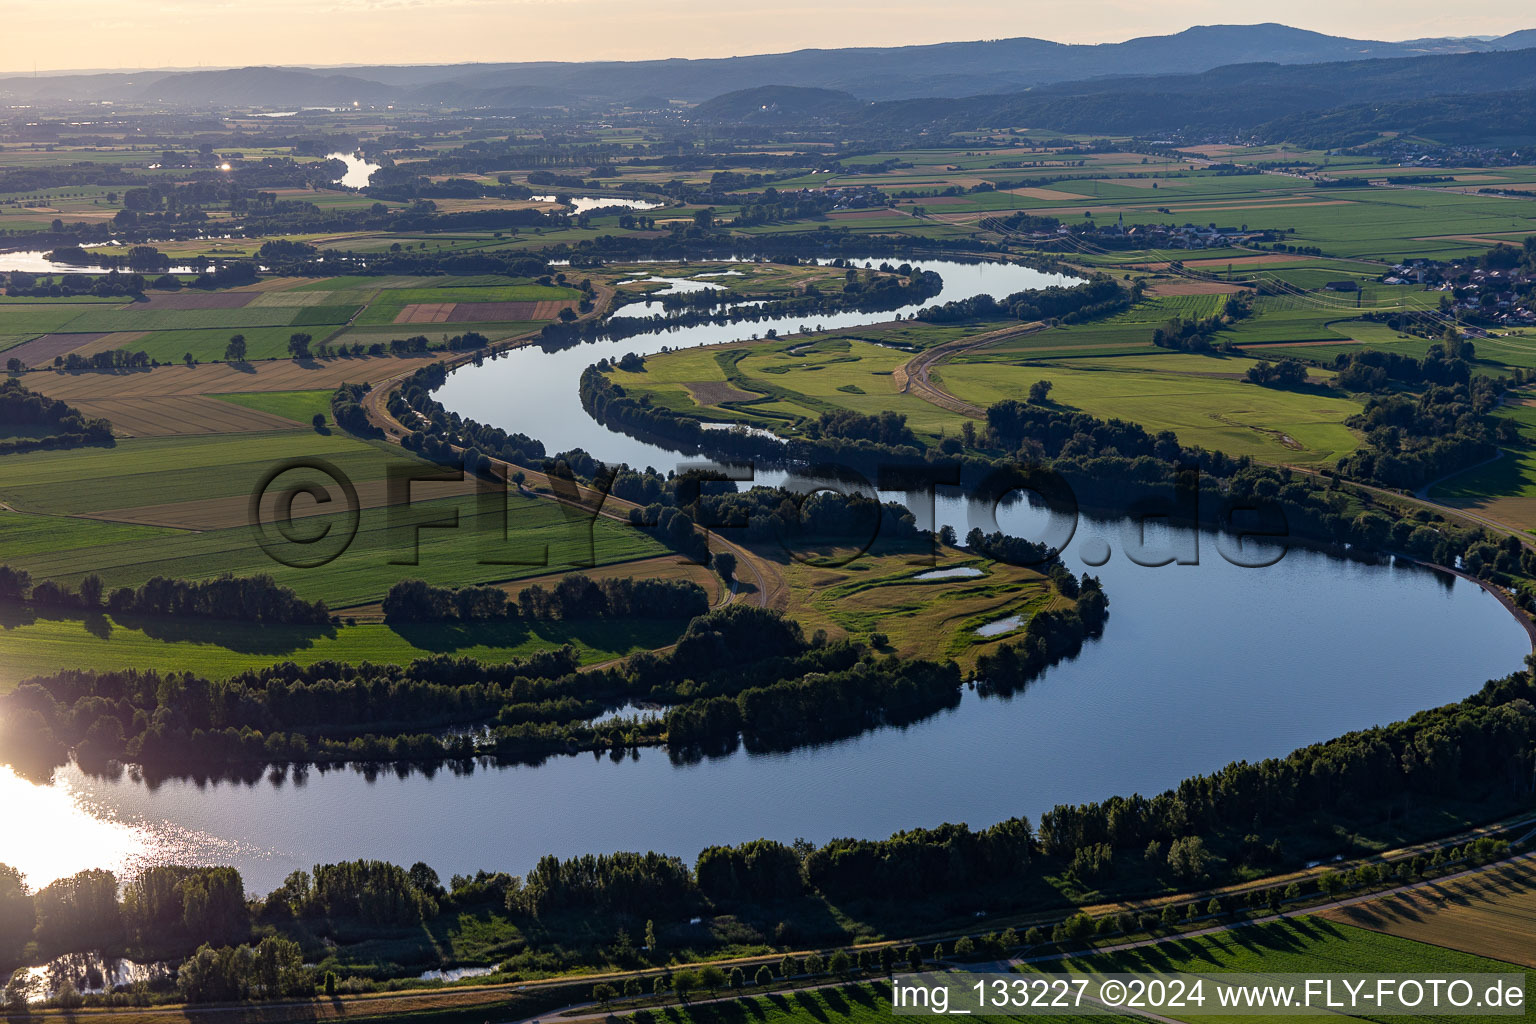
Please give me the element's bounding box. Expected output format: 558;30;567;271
0;257;1528;894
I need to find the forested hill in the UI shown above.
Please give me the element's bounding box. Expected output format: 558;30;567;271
2;23;1534;107
692;86;861;121
847;47;1536;139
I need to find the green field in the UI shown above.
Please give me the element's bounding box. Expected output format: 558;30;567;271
782;549;1063;666
0;429;400;515
641;984;1119;1024
213;388;335;425
607;326;979;440
938;353;1363;465
620;307;1368;465
0;429;668;606
5;492;665;608
1045;917;1534;1023
0;273;578;363
0;609;688;690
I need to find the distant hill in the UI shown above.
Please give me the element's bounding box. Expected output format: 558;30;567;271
2;23;1534;107
851;47;1536;137
693;86;860;121
131;68;397;107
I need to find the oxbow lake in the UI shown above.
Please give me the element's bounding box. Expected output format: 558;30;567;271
0;258;1528;893
327;151;381;189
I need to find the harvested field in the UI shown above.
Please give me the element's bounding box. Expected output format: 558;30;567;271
684;380;761;405
1004;187;1092;200
233;276;314;293
128;292;254;310
448;300;573;321
1146;279;1253;296
827;209;897;220
393;302;456;324
1447;494;1536;533
1320;857;1536;969
2;333;105;366
21;355;433;400
68;395;302;438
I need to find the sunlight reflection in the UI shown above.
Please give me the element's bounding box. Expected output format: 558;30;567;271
0;765;151;887
0;765;242;889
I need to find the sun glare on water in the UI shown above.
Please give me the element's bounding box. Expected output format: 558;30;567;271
0;765;228;890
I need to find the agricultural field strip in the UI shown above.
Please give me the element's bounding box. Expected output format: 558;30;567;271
1320;858;1536;969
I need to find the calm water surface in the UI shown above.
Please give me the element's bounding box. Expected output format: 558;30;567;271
327;151;381;189
534;194;665;214
1;258;1527;893
436;259;1073;469
31;538;1525;894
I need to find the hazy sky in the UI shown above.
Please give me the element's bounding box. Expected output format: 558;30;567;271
9;0;1533;72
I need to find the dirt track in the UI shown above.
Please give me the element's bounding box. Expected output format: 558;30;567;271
896;320;1044;417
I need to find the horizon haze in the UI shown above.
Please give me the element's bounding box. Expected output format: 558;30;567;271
6;6;1536;74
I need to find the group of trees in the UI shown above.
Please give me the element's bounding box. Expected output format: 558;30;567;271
0;647;584;772
516;574;709;621
918;274;1133;325
0;566;330;626
176;937;309;1003
1330;335;1476;393
517;852;694;920
1152;312;1233;353
804;819;1037;901
55;347;155;374
121;867;248;949
0;859;426;1001
329;382;378;436
805;410;917;446
666;654;963;754
1336;377;1512;489
0;379;114;454
381;573;708;624
1244;358;1308;388
2;270;147;299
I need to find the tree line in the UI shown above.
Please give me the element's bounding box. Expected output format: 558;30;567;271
916;275;1133;325
4;660;1530;996
0;565;329;625
0;648;583;773
382;573;708;623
